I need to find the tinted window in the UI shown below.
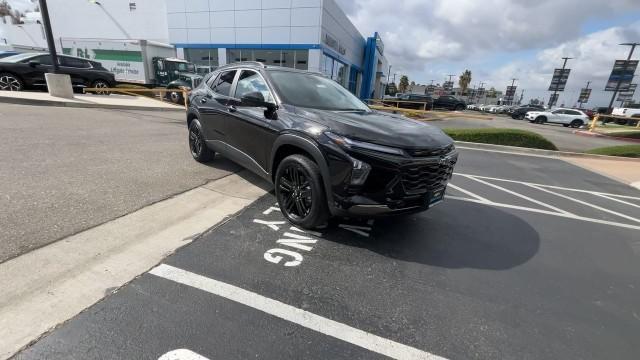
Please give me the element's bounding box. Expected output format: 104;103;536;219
234;70;274;103
566;110;581;115
210;70;236;96
60;57;91;68
268;70;369;111
31;55;53;65
551;110;564;114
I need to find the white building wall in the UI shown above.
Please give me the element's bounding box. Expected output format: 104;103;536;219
166;0;322;46
320;0;364;66
0;16;47;51
47;0;169;50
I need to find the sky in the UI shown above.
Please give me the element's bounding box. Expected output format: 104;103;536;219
335;0;640;107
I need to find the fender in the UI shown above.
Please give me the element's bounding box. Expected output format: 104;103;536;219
270;133;337;214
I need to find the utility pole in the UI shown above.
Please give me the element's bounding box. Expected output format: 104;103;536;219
478;81;485;104
385;65;392;96
551;57;572;108
608;43;639;113
578;81;590;109
519;89;524;105
38;0;59;73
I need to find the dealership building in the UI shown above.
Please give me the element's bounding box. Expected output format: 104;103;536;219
165;0;389;99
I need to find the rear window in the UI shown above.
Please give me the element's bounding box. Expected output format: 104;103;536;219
60;56;91;68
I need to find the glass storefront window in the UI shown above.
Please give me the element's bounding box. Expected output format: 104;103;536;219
184;48;219;75
294;50;308;70
225;49;309;70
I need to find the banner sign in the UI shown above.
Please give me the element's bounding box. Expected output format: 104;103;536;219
578;88;592;103
548;68;571;91
548;93;559;107
443;81;454;91
617;83;637;101
605;60;638;91
504;85;517;101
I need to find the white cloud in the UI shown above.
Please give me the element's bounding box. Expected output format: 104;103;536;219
5;0;37;13
336;0;640;106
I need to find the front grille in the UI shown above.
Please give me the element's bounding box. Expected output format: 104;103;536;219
406;144;454;157
400;159;456;194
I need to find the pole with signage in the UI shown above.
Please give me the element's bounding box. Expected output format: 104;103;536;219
38;0;59;73
577;81;591;108
606;43;639;112
548;57;572;108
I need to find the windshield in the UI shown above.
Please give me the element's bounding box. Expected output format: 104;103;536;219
268;70;370;112
0;53;40;63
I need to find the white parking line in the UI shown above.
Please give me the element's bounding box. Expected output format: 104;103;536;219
149;264;447;360
593;193;640;210
459;175;575;216
447;183;490;203
526;184;640;224
445;196;640;231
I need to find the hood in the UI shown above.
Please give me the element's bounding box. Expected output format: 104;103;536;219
178;72;202;79
294;108;453;149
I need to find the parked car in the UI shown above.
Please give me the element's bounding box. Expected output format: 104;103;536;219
526;108;589;128
433;95;466;111
398;94;433;109
187;62;458;228
0;52;115;92
0;51;19;59
511;105;545;120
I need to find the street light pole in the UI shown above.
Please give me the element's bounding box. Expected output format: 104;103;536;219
607;43;639;113
38;0;59;73
385;65;391;96
478;81;485;104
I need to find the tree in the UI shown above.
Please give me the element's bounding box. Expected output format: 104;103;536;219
458;70;472;95
487;87;497;98
398;75;409;94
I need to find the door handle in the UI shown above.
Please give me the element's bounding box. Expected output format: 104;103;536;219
228;105;237;113
200;98;207;104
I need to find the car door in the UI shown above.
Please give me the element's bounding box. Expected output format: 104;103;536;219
548;109;565;123
198;69;237;143
225;69;280;174
59;56;93;88
20;55;54;87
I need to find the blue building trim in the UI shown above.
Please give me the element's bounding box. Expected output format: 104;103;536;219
173;43;321;50
360;34;377;101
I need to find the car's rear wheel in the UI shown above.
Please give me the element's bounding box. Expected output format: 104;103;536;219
188;119;214;162
0;73;24;91
455;104;465;111
570;119;583;128
91;80;111;95
275;154;328;229
563;124;570;127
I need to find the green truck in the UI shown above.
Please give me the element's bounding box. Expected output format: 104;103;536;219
61;38;203;103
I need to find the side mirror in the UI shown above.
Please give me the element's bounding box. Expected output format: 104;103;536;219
240;91;276;111
28;61;39;67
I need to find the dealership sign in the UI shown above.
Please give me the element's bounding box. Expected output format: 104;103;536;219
443;81;454;91
578;88;592;103
548;93;559;107
504;85;517;102
605;60;638;91
548;68;571;91
617;83;637;101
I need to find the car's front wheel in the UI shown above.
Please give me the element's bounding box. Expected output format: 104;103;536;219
275;154;329;229
570;120;583;128
91;80;111;95
0;73;24;91
535;116;547;124
188;119;214;162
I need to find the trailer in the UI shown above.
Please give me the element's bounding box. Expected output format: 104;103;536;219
60;38;203;103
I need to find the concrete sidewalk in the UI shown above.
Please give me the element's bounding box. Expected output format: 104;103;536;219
0;90;184;111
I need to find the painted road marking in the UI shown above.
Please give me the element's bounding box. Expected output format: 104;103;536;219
338;224;372;237
593;193;640;210
253;219;286;231
158;349;209;360
455;145;564;159
445;196;640;231
447;183;490;203
150;264;448;360
459;174;575;216
526;184;640;224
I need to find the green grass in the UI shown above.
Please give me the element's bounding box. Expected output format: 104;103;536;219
586;145;640;158
443;128;558;150
595;130;640;139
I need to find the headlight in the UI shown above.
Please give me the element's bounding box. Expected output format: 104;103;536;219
324;132;405;156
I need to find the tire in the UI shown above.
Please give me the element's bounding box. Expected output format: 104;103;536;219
518;114;525;120
91;80;111;95
0;73;24;91
535;116;547;124
188;119;214;162
455;104;465;111
570;120;583;128
275;154;329;229
563;124;570;127
168;90;184;105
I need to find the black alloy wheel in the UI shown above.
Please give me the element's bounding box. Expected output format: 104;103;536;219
570;120;583;128
275;155;328;229
91;80;111;95
0;73;24;91
188;119;214;162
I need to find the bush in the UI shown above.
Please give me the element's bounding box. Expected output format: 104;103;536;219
443;128;558;150
586;145;640;158
601;131;640;140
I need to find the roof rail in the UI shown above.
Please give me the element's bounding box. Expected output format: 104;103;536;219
218;61;267;69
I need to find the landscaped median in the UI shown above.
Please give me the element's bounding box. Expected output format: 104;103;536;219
443;128;559;150
586;145;640;158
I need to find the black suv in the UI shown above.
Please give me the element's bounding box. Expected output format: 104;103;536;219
510;105;545;120
0;53;115;92
433;95;466;111
187;62;458;228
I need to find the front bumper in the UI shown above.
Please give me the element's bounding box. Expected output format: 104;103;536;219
325;146;458;216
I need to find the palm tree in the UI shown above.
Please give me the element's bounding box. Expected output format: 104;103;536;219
458;70;472;95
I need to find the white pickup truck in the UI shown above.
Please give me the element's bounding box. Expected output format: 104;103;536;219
612;107;640;118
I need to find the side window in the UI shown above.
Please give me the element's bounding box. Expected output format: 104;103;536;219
567;110;581;116
210;70;236;96
30;55;53;65
234;70;274;103
60;57;91;68
551;110;564;114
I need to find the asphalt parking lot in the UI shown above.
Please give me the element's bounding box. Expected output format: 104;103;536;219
16;147;640;360
429;113;630;152
0;104;239;262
